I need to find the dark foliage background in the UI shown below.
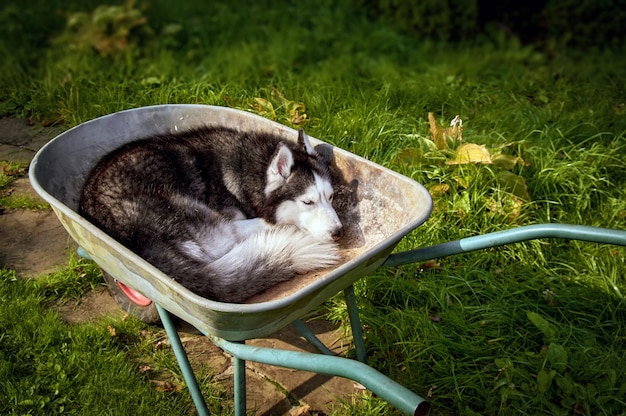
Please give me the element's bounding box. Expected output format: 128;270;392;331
356;0;626;47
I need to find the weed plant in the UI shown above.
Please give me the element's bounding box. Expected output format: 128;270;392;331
0;161;49;210
1;0;625;415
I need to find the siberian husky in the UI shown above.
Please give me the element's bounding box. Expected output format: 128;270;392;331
79;127;343;303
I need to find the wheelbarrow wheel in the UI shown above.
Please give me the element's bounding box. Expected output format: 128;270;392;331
101;270;161;324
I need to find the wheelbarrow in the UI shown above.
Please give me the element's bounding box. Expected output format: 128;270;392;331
29;105;626;416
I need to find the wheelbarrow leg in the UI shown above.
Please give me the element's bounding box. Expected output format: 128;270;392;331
292;319;335;355
292;286;367;363
344;285;367;363
233;342;247;416
155;304;210;416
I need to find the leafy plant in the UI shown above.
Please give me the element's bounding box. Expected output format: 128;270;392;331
0;161;26;188
52;0;151;61
396;113;530;224
0;161;49;211
247;87;309;128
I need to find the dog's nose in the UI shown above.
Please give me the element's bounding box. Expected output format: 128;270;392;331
330;226;344;241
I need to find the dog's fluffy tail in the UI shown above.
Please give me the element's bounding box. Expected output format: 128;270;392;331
204;226;340;302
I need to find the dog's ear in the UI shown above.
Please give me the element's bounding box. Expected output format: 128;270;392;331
298;129;317;156
314;143;335;166
266;144;294;195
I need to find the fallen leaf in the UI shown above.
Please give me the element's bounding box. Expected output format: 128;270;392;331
289;404;311;416
139;364;151;373
251;97;276;118
428;113;463;150
427;385;438;399
106;325;117;337
446;143;492;165
428;112;447;150
491;153;520;170
419;259;441;271
429;183;450;197
429;314;442;323
270;87;288;105
496;170;530;201
290;108;307;126
150;379;179;393
271;87;308;126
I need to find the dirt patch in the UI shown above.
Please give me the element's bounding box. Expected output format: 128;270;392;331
57;286;125;323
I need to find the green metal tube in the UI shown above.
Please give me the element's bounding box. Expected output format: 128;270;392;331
233;345;246;416
292;319;335;356
344;285;368;364
292;286;368;362
383;224;626;267
77;246;92;260
156;305;210;416
211;336;431;416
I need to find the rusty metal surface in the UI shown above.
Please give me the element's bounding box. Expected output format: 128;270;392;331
29;105;432;340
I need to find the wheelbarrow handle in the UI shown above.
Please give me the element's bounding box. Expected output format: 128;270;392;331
383;223;626;268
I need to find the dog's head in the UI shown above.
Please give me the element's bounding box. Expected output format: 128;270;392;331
264;129;343;242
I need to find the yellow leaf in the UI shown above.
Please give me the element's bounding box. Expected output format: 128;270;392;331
150;380;180;393
270;87;288;106
446;143;492;165
428;112;447;150
492;153;520;170
251;97;275;118
428;113;464;150
429;183;450;197
289;110;307;126
106;325;117;337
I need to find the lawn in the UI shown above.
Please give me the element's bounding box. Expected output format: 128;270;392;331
1;0;625;415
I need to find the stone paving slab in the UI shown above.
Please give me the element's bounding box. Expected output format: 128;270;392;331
0;117;63;164
0;209;77;276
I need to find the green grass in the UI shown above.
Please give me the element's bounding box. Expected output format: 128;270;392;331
1;0;626;415
0;161;50;210
0;264;230;415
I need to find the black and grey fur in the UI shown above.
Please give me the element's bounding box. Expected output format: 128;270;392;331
79;127;343;302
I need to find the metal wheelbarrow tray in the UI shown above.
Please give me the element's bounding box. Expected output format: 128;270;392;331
29;104;433;340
